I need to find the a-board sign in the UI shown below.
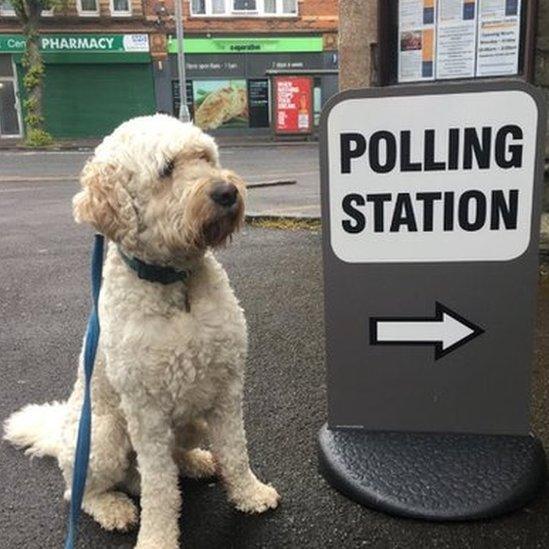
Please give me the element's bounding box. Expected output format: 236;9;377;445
320;82;545;436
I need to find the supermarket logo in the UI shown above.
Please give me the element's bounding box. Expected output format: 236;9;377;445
229;44;261;52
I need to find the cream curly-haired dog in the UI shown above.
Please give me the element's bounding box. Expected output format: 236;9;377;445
3;114;280;548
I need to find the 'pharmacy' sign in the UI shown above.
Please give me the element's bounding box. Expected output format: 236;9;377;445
320;82;545;435
0;34;149;54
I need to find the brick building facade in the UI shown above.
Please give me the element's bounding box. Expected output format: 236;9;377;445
0;0;339;138
146;0;337;34
149;0;339;134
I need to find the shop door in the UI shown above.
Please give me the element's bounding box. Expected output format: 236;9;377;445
33;63;156;138
0;55;22;137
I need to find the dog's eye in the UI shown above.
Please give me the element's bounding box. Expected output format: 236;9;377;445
160;160;175;179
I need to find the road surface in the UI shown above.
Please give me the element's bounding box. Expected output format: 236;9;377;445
0;145;321;218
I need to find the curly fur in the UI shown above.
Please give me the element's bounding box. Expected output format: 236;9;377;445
3;114;280;549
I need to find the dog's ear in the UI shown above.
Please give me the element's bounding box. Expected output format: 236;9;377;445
73;160;138;247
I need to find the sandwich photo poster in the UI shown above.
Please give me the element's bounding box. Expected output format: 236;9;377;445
193;80;249;130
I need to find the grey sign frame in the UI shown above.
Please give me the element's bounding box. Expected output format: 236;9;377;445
320;80;546;436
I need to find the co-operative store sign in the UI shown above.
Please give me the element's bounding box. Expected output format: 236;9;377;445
0;34;149;54
167;36;323;54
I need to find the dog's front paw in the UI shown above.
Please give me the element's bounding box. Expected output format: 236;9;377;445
230;478;280;514
84;491;139;532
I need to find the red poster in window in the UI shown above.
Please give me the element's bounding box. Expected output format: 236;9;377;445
274;76;313;134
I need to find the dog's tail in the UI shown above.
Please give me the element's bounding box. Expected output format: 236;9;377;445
3;401;66;458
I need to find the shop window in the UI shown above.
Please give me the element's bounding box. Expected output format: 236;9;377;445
0;56;20;137
192;80;248;130
0;55;14;77
0;79;20;136
190;0;297;17
77;0;99;16
248;79;270;128
111;0;131;16
313;77;322;127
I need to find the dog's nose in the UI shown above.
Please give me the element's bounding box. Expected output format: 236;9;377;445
210;181;238;207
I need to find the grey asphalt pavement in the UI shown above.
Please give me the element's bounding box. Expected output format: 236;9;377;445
0;145;320;218
1;156;549;548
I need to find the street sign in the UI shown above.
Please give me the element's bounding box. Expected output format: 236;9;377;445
318;81;547;520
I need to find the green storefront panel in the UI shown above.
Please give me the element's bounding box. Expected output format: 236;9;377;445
18;63;156;138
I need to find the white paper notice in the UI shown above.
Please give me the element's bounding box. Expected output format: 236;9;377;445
398;0;436;82
476;0;521;76
436;0;478;79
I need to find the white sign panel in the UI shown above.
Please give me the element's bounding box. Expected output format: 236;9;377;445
122;34;150;53
327;90;537;263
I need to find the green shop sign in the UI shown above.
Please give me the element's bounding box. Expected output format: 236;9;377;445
0;34;150;54
167;36;323;54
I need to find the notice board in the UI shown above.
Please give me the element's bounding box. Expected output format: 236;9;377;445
395;0;526;83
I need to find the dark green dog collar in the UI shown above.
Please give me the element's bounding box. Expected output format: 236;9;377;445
117;247;190;286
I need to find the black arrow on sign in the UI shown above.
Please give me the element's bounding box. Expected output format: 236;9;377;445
370;302;485;360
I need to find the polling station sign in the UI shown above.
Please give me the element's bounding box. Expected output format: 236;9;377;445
320;82;545;436
328;89;537;262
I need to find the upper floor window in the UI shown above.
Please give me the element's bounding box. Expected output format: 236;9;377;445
233;0;256;12
264;0;296;15
0;0;53;16
77;0;99;16
190;0;297;17
0;0;16;15
111;0;131;16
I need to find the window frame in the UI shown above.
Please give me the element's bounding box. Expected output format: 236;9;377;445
0;0;16;16
110;0;132;17
77;0;100;17
189;0;298;18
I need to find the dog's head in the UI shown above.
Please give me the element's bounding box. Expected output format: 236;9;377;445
73;114;246;264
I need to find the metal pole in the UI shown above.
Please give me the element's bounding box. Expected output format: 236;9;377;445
174;0;190;122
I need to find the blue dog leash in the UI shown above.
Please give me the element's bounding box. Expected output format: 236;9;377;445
64;234;104;549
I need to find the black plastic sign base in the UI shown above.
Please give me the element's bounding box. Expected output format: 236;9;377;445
318;424;547;521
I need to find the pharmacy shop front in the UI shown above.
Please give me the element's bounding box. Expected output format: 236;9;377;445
0;33;156;139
